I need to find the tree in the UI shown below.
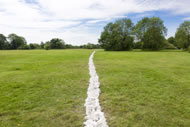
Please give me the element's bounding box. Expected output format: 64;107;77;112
86;43;94;49
40;42;45;49
44;41;50;50
18;44;30;50
134;17;150;40
133;42;142;49
175;21;190;49
65;44;74;49
164;40;176;49
142;27;165;50
49;38;65;49
99;18;134;51
0;34;8;49
8;34;27;49
81;43;101;49
134;17;167;50
167;37;175;45
29;43;40;49
44;44;50;50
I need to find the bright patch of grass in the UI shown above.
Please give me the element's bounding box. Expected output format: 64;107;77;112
95;50;190;127
0;49;92;127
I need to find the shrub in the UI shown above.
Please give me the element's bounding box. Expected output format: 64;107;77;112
44;44;50;50
164;41;176;49
18;44;30;50
29;43;40;49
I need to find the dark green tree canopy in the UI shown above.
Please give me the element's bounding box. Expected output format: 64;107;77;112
167;37;175;45
47;38;65;49
29;43;40;49
142;27;165;50
0;33;70;50
134;17;167;50
8;34;27;49
0;34;8;49
99;18;134;51
40;42;45;49
175;21;190;49
134;17;150;40
134;17;167;41
167;36;177;48
80;43;101;49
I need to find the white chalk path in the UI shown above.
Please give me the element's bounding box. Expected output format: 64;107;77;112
84;51;109;127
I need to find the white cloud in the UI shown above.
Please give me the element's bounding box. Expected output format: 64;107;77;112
183;17;190;20
0;0;190;44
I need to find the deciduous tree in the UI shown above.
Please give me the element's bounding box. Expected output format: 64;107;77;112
8;34;27;49
142;27;165;50
134;17;167;50
99;18;134;51
175;21;190;49
49;38;65;49
0;34;8;49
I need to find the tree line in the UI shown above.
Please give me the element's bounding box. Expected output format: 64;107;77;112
1;17;190;52
0;34;100;50
99;17;190;52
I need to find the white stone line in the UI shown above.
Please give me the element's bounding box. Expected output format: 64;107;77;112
84;51;108;127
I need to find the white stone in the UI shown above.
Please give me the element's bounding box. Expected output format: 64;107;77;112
84;51;109;127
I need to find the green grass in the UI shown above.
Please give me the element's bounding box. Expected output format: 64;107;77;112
94;50;190;127
1;49;190;127
0;49;93;127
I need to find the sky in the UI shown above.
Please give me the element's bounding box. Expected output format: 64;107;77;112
0;0;190;45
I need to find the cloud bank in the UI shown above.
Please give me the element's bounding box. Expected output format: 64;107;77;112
0;0;190;44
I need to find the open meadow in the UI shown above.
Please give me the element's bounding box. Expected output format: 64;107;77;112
0;49;190;127
94;50;190;127
1;0;190;127
0;49;92;127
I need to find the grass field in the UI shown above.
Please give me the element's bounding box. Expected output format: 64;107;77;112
0;49;190;127
94;50;190;127
0;49;92;127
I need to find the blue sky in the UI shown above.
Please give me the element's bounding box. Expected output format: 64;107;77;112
0;0;190;45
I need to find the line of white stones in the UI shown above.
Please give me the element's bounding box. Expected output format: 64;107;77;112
84;51;108;127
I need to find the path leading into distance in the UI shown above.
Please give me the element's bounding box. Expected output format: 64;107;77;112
84;51;108;127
